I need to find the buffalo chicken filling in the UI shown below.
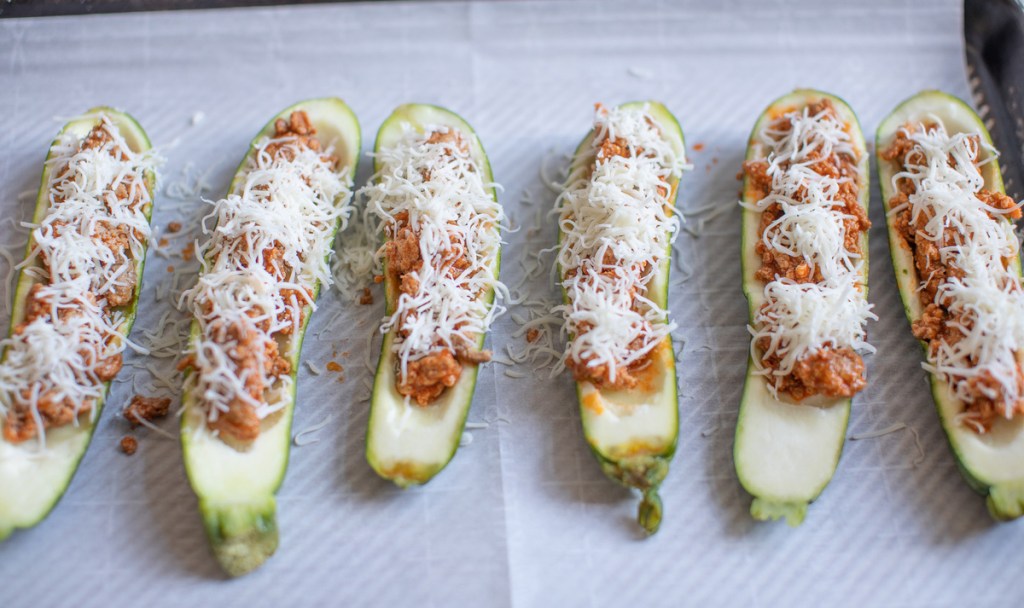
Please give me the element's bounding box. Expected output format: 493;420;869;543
882;121;1024;433
743;99;874;402
180;111;350;444
0;118;152;444
369;128;501;406
557;104;686;390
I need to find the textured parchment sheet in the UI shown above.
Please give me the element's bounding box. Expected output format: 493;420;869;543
1;1;1022;606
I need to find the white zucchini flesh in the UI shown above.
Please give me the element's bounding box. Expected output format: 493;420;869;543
179;98;360;576
734;90;870;526
877;90;1024;520
0;109;154;540
578;338;677;461
365;104;500;488
563;101;683;533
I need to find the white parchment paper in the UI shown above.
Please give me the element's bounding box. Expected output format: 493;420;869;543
1;1;1022;606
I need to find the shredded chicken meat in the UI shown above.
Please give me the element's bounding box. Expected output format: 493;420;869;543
123;394;172;426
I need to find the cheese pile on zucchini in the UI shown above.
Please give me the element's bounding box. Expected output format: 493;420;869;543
363;123;505;404
882;118;1022;431
557;101;687;533
556;103;685;386
0;116;155;444
181;112;352;442
742;101;874;399
0;109;156;540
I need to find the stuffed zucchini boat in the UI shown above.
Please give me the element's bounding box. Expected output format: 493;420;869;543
0;108;156;540
556;102;687;534
179;98;360;576
364;104;504;487
877;90;1024;520
734;90;874;526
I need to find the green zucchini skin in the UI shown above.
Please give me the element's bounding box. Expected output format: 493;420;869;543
876;90;1024;521
365;104;500;488
560;101;683;534
199;496;279;577
179;98;360;576
733;90;870;526
0;108;155;541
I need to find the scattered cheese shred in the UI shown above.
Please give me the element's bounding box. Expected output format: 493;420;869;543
849;422;907;440
848;421;925;466
293;414;332;447
330;207;378;302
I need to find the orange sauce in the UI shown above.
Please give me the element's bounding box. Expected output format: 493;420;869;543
381;461;427;484
582;391;604;416
631;339;668;394
615;438;662;458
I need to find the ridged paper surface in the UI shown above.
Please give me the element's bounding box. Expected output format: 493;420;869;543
0;0;1020;606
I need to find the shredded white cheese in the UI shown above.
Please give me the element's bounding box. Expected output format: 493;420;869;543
892;121;1024;422
181;121;352;426
360;124;506;382
751;279;875;380
848;421;925;466
555;104;688;383
293;414;332;447
743;103;875;392
0;115;157;447
0;238;26;316
330;205;378;302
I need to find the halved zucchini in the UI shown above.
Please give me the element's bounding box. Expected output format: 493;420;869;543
560;101;683;534
180;98;360;576
365;104;500;487
734;90;870;526
0;108;156;540
877;90;1024;521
